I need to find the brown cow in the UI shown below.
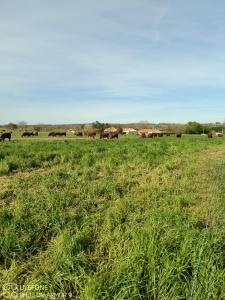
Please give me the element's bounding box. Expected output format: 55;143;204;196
48;131;56;137
48;132;66;137
110;133;119;139
141;133;146;138
87;132;96;138
75;132;83;136
100;133;110;139
208;132;213;138
55;132;66;137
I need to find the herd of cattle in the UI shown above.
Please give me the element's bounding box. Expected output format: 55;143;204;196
0;130;223;142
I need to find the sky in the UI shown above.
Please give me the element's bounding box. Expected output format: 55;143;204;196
0;0;225;124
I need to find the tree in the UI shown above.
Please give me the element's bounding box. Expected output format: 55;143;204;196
84;123;95;132
33;125;42;132
92;121;109;133
185;121;203;134
6;123;18;130
135;121;150;130
18;121;28;130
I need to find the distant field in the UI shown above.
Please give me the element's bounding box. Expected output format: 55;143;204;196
0;136;225;299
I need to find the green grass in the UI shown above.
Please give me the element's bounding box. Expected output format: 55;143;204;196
0;136;225;299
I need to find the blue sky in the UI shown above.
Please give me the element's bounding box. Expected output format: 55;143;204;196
1;0;225;124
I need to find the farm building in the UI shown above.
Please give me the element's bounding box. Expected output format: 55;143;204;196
104;127;118;133
138;128;162;135
122;128;137;134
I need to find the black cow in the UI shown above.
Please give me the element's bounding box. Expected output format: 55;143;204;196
22;131;38;137
176;133;182;138
1;132;11;142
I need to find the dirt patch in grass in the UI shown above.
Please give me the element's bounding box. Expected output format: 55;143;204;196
202;148;225;158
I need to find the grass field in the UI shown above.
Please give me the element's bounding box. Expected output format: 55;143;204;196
0;136;225;299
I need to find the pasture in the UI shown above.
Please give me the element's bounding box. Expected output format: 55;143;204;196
0;136;225;299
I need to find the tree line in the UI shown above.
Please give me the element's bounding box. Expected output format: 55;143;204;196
1;120;225;134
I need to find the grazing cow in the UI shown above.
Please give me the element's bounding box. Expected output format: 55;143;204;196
100;133;110;139
176;133;182;138
110;133;119;139
55;132;66;137
141;133;146;138
1;132;11;142
147;133;153;138
216;132;223;137
75;132;83;136
48;132;66;137
208;132;213;138
22;131;38;137
22;131;30;137
87;132;96;138
157;133;163;137
48;131;56;137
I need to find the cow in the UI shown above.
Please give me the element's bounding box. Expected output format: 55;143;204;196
110;133;119;139
48;132;66;137
87;132;96;138
147;133;153;138
1;132;11;142
157;133;163;137
48;131;56;137
208;132;213;138
55;132;66;137
22;131;30;137
75;132;83;136
22;131;38;137
176;133;182;138
216;132;223;137
100;133;110;139
141;133;146;138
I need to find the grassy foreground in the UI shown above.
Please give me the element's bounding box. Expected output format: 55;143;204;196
0;136;225;299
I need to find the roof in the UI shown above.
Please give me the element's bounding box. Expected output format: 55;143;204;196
122;128;137;132
138;128;162;134
104;127;118;132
